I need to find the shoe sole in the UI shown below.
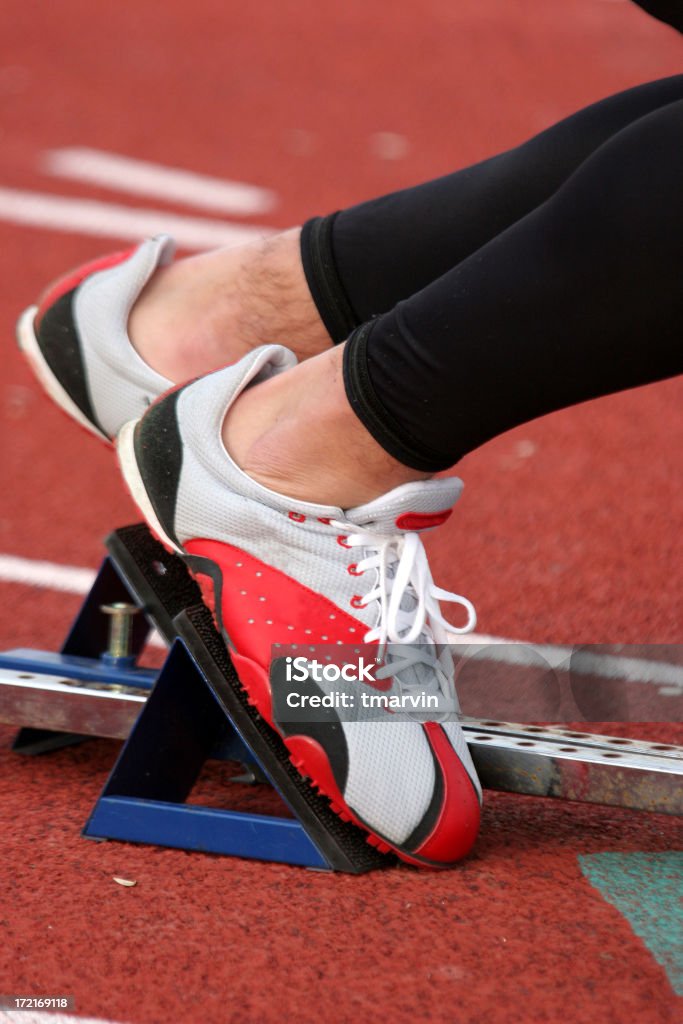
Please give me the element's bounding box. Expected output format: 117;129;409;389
116;417;462;869
16;305;110;444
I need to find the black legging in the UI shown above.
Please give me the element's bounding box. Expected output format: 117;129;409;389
301;77;683;471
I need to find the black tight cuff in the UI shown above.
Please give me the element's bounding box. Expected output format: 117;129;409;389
300;215;360;344
342;322;453;474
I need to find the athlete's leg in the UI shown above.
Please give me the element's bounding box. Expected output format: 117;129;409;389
305;75;683;341
223;99;683;503
130;75;683;374
23;78;683;443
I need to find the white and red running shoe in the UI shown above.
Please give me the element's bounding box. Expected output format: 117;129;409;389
117;344;482;867
16;235;175;442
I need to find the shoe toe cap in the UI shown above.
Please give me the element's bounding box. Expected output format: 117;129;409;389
342;719;480;866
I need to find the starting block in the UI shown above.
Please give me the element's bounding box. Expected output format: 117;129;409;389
0;524;681;872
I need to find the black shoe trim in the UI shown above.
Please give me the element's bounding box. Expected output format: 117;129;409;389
402;739;445;853
269;658;350;794
35;289;107;437
132;389;186;549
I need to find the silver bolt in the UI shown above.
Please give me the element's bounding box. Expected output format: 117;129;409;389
100;602;140;659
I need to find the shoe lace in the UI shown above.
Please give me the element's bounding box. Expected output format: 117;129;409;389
331;521;477;713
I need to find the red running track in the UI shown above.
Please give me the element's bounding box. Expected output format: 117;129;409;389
0;2;681;1022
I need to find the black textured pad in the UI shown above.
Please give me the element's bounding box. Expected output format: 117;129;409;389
106;524;205;644
105;524;390;873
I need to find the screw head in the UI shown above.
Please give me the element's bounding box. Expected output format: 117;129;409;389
100;602;140;617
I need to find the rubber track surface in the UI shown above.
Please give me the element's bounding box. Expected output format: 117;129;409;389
0;2;681;1022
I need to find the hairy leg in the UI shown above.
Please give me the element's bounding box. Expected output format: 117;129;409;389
128;76;683;383
127;228;332;382
223;101;683;503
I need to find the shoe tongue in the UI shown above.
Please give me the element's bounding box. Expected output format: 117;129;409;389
345;476;463;533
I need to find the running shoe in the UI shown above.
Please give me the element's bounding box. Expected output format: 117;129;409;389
17;235;174;442
117;344;482;867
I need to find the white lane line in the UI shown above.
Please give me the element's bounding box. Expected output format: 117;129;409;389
0;553;95;594
44;147;276;216
0;552;680;690
0;554;166;648
0;187;274;249
448;633;683;687
0;1013;118;1024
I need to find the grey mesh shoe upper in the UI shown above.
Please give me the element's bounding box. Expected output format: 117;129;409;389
21;235;175;441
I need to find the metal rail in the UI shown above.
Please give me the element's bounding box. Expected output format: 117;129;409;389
462;718;682;815
2;665;680;815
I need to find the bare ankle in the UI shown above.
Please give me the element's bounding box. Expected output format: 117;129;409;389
222;345;427;508
128;229;332;383
232;230;332;359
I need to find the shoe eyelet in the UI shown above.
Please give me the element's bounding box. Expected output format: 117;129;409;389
318;517;332;525
350;595;365;609
289;512;305;522
347;563;363;576
337;535;351;549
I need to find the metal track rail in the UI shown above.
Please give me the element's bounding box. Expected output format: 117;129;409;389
462;718;682;815
2;666;680;815
0;665;149;740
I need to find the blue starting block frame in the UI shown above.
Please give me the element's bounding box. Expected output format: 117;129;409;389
1;525;387;874
83;634;330;869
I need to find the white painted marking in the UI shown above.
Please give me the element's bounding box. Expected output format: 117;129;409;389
370;131;410;160
0;187;273;249
0;1014;119;1024
0;553;95;594
44;147;276;216
0;555;165;648
448;633;683;688
0;1014;121;1024
0;552;679;688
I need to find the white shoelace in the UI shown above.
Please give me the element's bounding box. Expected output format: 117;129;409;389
331;521;477;713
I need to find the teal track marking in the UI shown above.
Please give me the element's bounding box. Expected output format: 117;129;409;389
579;852;683;996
